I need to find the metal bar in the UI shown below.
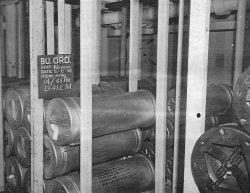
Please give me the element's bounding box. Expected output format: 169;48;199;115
80;0;97;192
46;1;55;54
233;0;246;86
172;0;184;192
64;3;72;53
10;3;16;76
58;0;65;53
92;0;100;84
155;0;169;192
6;4;12;77
29;0;44;192
0;7;4;76
138;3;142;80
0;7;4;191
129;0;140;92
120;6;127;77
17;1;24;78
183;0;211;192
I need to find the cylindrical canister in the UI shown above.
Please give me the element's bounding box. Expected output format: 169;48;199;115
148;119;174;149
46;154;155;193
206;84;233;116
13;126;31;168
5;156;28;192
140;128;151;141
166;84;232;122
4;121;16;157
46;89;155;145
139;141;173;182
44;129;142;179
23;168;48;193
23;97;49;132
5;86;29;128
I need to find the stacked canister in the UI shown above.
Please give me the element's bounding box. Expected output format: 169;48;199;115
3;85;30;192
2;77;233;193
44;80;156;193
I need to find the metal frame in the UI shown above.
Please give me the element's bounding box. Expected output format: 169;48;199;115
183;0;211;192
0;6;4;192
29;0;44;192
155;0;169;192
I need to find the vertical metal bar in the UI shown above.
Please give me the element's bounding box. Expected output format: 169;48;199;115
92;0;100;84
0;7;4;77
129;0;140;92
155;0;169;192
0;7;4;191
172;0;185;192
10;3;16;76
138;3;143;80
6;4;12;77
183;0;211;192
80;0;97;192
64;4;72;54
58;0;65;53
120;6;127;77
29;0;44;192
233;0;246;86
17;2;24;78
46;1;55;55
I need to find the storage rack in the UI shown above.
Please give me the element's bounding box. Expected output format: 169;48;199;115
0;0;248;192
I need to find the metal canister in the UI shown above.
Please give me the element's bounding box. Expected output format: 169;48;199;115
166;84;232;122
23;97;49;132
140;128;151;141
44;129;142;179
74;78;156;96
4;121;16;157
46;154;155;193
206;83;233;116
46;89;155;145
139;141;173;182
5;156;28;192
148;119;174;149
93;154;155;193
23;168;48;193
5;86;29;128
13;126;31;168
43;134;80;179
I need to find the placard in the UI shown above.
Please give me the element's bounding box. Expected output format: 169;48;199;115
37;54;75;98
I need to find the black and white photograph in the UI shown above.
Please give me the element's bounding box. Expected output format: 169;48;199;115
0;0;249;192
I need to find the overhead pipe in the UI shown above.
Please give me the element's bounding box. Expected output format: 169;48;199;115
100;0;239;25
